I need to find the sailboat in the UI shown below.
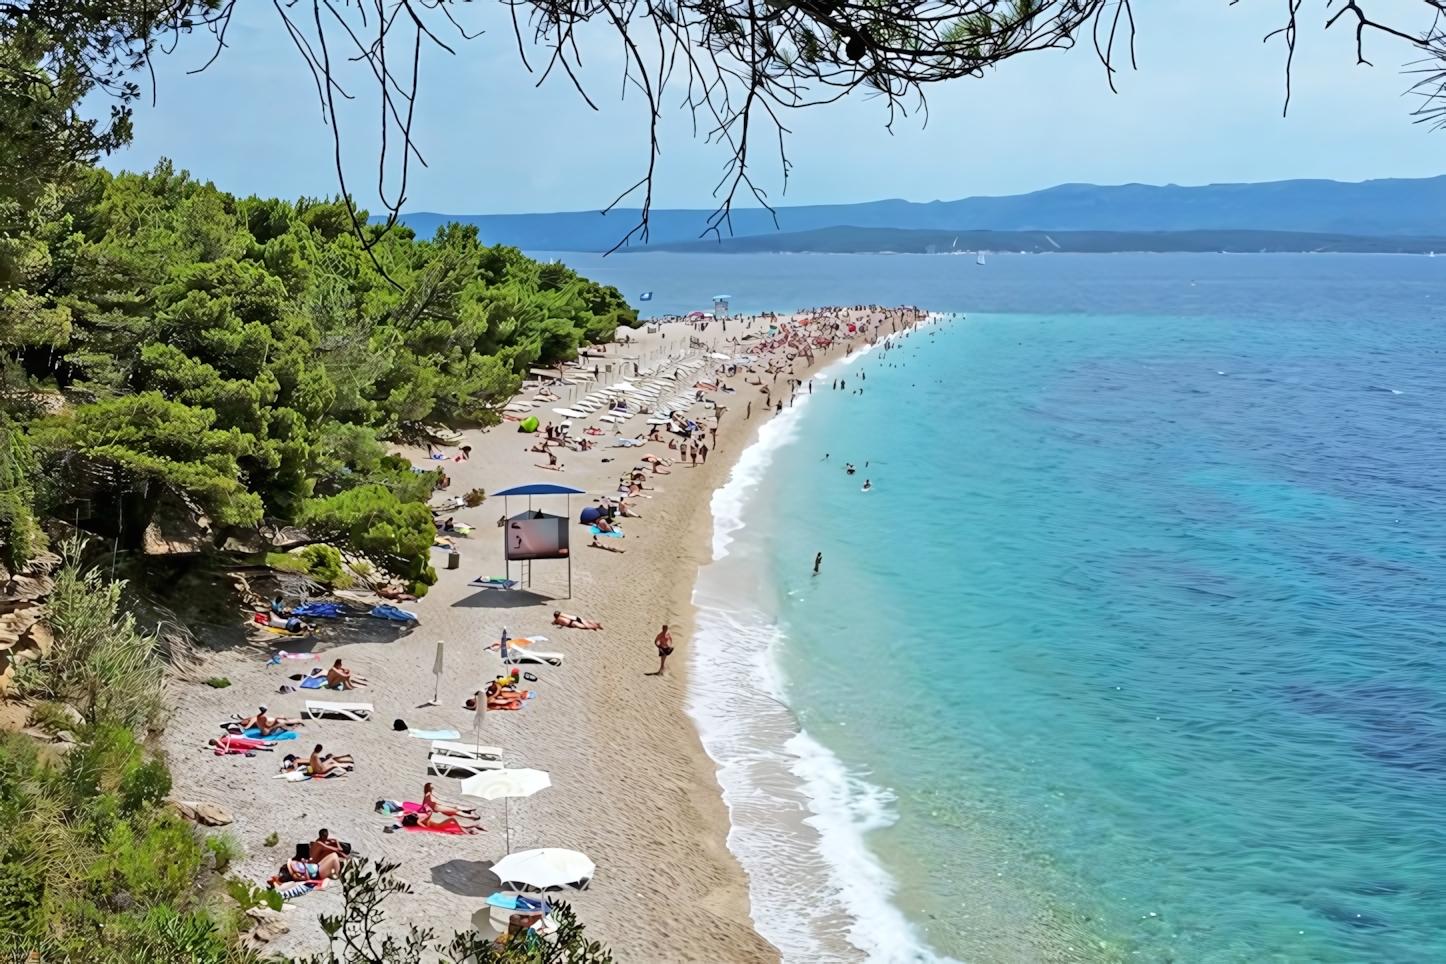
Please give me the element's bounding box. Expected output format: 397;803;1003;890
976;251;986;266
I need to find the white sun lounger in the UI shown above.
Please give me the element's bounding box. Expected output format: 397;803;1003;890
502;648;565;667
304;700;374;721
431;741;505;762
428;753;505;778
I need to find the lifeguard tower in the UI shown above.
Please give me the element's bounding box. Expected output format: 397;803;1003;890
713;295;730;320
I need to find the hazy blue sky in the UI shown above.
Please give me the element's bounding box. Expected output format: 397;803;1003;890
115;0;1445;213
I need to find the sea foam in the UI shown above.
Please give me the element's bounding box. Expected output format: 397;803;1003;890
688;349;949;963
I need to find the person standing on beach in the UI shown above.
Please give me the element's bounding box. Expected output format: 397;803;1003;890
650;625;674;676
700;444;708;464
746;401;752;419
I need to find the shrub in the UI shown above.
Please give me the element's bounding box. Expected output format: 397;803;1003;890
299;544;348;586
26;540;166;731
204;832;245;873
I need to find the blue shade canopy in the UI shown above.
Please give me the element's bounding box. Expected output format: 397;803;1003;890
493;483;586;496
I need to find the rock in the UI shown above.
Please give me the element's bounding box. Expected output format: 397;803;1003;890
0;702;27;733
170;799;234;826
244;907;291;946
142;491;213;555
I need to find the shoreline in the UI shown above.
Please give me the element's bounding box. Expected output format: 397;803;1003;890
688;314;953;963
161;310;923;961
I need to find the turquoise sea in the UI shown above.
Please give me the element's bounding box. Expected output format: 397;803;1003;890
548;253;1446;963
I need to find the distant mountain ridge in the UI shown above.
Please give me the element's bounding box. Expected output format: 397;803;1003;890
631;226;1446;255
397;176;1446;252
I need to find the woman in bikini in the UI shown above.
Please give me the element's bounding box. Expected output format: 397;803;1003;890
422;782;479;817
552;610;602;630
401;812;486;833
286;852;343;881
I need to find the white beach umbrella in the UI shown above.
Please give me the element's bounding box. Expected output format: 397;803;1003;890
489;848;594;890
461;768;552;853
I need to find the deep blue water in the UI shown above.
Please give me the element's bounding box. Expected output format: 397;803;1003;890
559;252;1446;962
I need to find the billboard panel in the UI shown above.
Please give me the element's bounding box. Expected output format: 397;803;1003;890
505;513;570;561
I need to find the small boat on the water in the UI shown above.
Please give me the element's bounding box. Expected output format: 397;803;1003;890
976;252;986;266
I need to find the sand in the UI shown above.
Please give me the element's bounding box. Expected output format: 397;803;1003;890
161;311;915;961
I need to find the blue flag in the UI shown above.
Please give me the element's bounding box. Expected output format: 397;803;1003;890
639;291;653;301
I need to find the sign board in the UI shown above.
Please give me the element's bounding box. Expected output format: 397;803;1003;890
505;512;570;561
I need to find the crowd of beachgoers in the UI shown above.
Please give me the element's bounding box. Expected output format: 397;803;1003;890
172;303;929;958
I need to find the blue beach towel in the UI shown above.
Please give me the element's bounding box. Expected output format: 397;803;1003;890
588;526;623;538
244;728;299;740
408;729;461;740
299;675;327;690
370;605;418;621
293;602;349;618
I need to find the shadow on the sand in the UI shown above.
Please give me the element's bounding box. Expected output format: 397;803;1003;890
431;858;502;896
451;589;555;609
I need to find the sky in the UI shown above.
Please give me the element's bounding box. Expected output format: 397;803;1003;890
113;0;1446;214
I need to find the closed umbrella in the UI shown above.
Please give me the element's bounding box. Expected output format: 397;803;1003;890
490;848;594;890
420;641;444;707
460;768;551;854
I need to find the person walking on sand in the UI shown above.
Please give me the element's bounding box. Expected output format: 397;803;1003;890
813;552;822;575
700;443;708;463
746;401;751;419
649;624;675;676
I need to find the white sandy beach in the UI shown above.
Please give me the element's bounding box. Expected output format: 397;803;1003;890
161;309;922;961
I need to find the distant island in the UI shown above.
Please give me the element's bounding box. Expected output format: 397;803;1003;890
397;175;1446;252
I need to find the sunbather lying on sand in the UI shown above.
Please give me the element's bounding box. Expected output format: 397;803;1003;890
423;782;479;817
209;734;275;755
401;812;486;834
241;707;302;736
326;659;367;689
590;536;625;554
284;854;342;881
593;518;619;534
553;610;603;630
464;681;528;711
619;500;642;518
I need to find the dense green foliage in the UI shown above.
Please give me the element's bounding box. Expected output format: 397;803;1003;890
302;859;614;964
1;552;253;963
0;154;635;581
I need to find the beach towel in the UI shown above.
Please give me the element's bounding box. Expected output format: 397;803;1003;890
276;881;318;900
293;602;349;618
369;604;418;621
408;729;461;740
588;526;623;538
467;577;517;590
244;728;299;740
487;894;548;913
402;822;469;835
268;651;320;664
299;675;328;690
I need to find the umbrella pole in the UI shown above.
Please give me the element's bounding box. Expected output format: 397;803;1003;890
505;797;511;855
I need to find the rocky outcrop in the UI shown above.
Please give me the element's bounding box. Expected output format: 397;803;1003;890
0;553;60;696
168;799;234;826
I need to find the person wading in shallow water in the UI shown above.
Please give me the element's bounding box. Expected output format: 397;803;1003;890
649;625;674;676
813;552;822;575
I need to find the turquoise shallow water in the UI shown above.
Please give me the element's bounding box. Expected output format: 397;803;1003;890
554;253;1446;962
768;312;1446;962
